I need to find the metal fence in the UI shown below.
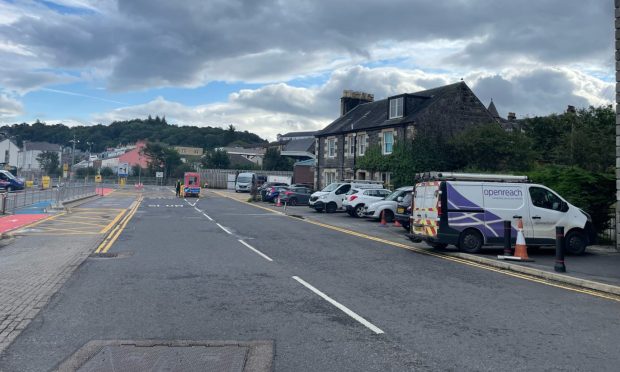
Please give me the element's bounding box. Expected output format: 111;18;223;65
1;182;97;215
200;169;294;189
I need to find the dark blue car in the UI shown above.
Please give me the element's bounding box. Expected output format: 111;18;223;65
264;186;289;203
0;170;24;191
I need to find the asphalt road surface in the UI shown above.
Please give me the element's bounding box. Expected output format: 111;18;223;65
2;190;619;371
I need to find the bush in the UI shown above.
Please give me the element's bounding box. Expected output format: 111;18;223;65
100;167;114;177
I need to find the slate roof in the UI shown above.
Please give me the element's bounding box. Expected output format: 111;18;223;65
280;131;316;138
228;153;257;167
23;141;62;152
487;100;500;119
283;138;314;153
318;82;491;136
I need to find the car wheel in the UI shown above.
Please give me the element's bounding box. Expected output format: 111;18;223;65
326;202;337;213
458;229;483;253
354;205;365;218
289;198;298;206
6;186;13;192
401;222;410;231
383;210;394;222
565;230;587;255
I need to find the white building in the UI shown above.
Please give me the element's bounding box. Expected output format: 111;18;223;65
101;156;120;170
0;139;19;168
17;141;62;171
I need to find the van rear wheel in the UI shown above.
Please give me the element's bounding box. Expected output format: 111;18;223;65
326;202;337;213
458;229;483;253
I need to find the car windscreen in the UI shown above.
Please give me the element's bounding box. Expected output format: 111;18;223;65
1;172;16;180
321;183;341;192
385;190;403;201
237;176;252;183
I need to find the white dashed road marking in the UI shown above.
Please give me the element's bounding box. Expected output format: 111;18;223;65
238;240;273;262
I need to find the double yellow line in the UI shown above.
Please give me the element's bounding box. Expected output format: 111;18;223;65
94;196;143;254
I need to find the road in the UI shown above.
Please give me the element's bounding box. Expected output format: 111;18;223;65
1;188;619;371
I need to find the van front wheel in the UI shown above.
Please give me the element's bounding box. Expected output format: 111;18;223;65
565;230;587;255
458;230;483;253
326;202;337;213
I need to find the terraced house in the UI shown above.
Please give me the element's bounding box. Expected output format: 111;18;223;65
314;82;496;188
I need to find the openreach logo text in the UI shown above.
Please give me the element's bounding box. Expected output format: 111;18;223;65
483;188;523;198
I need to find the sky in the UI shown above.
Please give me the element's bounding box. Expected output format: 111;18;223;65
0;0;615;141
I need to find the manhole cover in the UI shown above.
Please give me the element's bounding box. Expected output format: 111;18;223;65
56;340;273;372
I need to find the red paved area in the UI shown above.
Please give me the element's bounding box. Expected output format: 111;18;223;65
95;188;115;196
0;214;48;233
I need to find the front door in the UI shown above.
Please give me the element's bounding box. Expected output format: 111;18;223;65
528;186;566;242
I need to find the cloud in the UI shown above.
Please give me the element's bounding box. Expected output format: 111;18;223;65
0;94;24;119
0;0;613;92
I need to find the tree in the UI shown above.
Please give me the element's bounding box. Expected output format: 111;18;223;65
202;149;230;169
36;151;60;175
357;145;388;177
100;167;114;177
263;148;294;171
142;142;182;177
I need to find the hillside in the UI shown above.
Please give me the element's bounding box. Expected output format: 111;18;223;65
0;116;267;152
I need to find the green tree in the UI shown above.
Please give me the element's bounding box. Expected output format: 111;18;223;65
263;148;294;171
100;167;114;177
142;142;182;177
171;163;195;178
202;149;230;169
36;151;60;175
357;144;388;177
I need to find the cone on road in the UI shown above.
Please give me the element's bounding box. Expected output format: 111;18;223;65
380;210;387;226
393;214;402;227
513;218;530;260
276;197;282;207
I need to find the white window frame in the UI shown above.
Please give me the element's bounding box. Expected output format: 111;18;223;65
383;131;394;155
358;134;366;156
348;135;355;156
327;138;335;158
389;97;404;119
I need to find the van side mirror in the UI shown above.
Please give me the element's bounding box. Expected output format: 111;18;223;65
561;201;569;212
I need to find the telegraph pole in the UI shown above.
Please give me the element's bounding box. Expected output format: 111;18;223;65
69;136;79;181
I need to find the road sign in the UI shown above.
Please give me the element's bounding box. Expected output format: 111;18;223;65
118;162;129;177
156;172;164;178
63;163;68;172
95;175;102;183
42;176;50;189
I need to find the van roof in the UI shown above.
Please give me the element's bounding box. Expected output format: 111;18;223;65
416;172;529;183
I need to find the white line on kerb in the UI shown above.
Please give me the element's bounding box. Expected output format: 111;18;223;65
292;276;384;335
202;213;214;221
216;223;232;235
238;240;273;262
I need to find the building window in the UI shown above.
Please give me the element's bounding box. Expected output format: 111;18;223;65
348;136;355;156
389;97;403;119
325;171;336;185
327;138;335;157
383;131;394;154
358;134;366;156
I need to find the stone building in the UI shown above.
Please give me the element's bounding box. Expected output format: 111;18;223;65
314;82;496;189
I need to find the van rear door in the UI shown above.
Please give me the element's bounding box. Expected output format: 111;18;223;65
412;182;440;237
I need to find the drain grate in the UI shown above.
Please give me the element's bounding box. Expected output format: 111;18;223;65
89;252;118;258
55;340;273;372
289;215;305;219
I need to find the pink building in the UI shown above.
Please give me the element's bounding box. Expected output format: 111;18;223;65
119;140;150;168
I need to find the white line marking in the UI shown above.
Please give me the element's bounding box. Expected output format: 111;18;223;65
216;223;232;234
202;213;214;221
292;276;384;334
194;206;201;212
238;240;273;262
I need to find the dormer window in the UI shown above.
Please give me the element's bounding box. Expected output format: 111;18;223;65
389;97;403;119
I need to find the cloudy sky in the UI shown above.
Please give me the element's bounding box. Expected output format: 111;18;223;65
0;0;614;140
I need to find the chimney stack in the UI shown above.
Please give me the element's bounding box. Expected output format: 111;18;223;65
566;105;576;114
340;90;374;116
507;112;516;121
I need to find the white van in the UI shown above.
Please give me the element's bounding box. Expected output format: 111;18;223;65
309;180;384;213
410;172;594;255
235;172;256;192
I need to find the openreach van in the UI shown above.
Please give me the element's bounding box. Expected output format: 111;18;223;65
410;172;594;255
309;180;384;213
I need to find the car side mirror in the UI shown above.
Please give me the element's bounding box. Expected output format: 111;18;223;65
397;196;403;202
561;201;569;212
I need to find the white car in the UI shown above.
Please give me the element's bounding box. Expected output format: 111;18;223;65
364;186;414;222
342;187;391;217
309;181;384;213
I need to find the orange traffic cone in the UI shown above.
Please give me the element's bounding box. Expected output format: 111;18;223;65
393;214;402;227
513;219;531;260
276;197;282;207
380;210;387;226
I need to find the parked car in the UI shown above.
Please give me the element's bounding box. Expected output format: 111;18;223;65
278;186;314;206
260;182;289;200
410;172;594;254
394;191;413;231
309;180;384;213
364;186;414;222
0;170;24;191
342;188;391;218
264;185;289;203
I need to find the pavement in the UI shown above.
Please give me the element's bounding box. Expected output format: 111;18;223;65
0;189;138;355
0;186;619;371
216;189;620;294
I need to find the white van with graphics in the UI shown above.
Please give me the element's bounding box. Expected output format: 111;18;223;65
309;180;384;213
410;172;594;255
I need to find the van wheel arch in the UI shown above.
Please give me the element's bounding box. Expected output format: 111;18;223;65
564;228;587;255
326;202;338;213
458;228;484;253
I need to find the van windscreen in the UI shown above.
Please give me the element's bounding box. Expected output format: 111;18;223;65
237;176;252;183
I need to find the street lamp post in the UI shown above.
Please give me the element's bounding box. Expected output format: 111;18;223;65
69;136;79;181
